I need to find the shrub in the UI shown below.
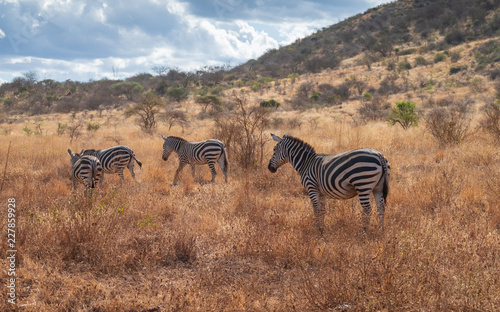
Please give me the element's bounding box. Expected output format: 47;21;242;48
311;92;321;101
425;99;474;145
434;52;446;63
449;65;467;75
414;56;428;67
87;123;100;132
166;87;188;102
388;101;419;129
398;59;412;71
212;91;271;169
480;100;500;142
260;99;280;108
358;96;390;122
110;81;144;101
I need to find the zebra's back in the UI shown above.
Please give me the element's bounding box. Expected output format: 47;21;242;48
84;145;134;174
315;148;386;200
182;139;225;164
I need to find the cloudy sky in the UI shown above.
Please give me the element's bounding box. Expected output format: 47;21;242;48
0;0;392;84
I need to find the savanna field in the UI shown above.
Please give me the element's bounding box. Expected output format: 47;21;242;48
0;88;499;311
1;30;500;310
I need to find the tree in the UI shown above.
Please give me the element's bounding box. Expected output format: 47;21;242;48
166;87;189;103
110;81;144;101
389;101;419;129
195;95;222;112
125;93;163;134
163;109;189;132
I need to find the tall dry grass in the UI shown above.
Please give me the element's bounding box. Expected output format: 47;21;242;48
0;111;499;311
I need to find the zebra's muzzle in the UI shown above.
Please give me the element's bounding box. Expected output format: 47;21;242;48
268;163;277;173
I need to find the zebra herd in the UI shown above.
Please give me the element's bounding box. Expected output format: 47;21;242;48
68;134;390;232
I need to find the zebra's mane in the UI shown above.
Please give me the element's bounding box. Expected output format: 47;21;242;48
167;136;187;142
285;135;316;155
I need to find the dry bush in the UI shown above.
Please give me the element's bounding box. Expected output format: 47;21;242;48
357;95;390;122
480;99;500;142
425;98;474;145
212;91;271;169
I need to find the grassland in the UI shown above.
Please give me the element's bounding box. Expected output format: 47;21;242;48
1;37;500;310
0;100;499;311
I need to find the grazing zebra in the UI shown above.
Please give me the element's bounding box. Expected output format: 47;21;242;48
80;145;142;184
268;134;390;233
161;135;228;185
67;149;103;195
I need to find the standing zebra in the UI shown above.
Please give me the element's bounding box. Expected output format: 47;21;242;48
80;145;142;184
68;149;103;195
268;134;390;233
161;136;228;185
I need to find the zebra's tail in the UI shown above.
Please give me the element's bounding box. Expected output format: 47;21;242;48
132;153;143;169
381;155;390;205
222;145;228;171
91;162;99;189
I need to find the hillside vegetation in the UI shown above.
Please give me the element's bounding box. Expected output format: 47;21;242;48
0;0;500;311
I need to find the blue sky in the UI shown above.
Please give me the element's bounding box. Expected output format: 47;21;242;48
0;0;392;84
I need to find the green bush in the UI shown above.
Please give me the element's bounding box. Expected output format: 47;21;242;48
260;99;280;108
389;101;419;130
87;123;100;132
434;52;446;63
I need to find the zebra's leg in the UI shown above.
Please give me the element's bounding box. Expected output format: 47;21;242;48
173;162;187;185
358;191;372;232
374;190;385;231
128;161;136;180
308;188;325;234
208;162;217;183
190;164;196;179
117;168;125;185
72;177;77;190
218;156;228;183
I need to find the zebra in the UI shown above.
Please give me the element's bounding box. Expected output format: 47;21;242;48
268;134;390;233
161;135;228;185
67;149;103;195
80;145;142;184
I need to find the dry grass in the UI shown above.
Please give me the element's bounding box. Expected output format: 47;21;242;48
1;41;500;310
0;108;499;312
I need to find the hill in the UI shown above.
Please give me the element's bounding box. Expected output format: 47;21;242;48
231;0;500;78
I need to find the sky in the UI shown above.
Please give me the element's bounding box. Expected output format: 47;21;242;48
0;0;393;84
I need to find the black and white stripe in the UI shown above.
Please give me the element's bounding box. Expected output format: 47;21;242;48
68;149;103;194
80;145;142;184
268;134;390;233
161;136;228;185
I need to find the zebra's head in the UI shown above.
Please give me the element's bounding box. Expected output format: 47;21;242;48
161;135;173;161
67;149;81;167
268;133;288;173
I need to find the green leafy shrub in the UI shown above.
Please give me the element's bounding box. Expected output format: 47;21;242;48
434;52;446;63
260;99;280;108
389;101;419;129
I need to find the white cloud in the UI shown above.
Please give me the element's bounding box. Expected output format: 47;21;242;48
0;0;395;82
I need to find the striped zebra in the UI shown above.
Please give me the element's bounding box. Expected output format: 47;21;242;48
67;149;103;195
161;136;228;185
268;134;390;233
80;145;142;184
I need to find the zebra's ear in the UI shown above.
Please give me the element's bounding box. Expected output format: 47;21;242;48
67;149;72;156
271;133;282;142
161;135;167;140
